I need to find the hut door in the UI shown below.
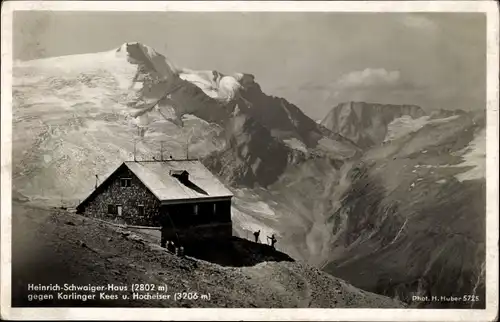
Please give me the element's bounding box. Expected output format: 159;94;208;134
117;205;123;216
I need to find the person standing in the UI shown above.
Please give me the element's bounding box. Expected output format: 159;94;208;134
267;234;277;248
253;230;261;243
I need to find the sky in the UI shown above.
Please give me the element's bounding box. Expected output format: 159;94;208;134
13;11;486;120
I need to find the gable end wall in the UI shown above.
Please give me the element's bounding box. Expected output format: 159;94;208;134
81;166;161;226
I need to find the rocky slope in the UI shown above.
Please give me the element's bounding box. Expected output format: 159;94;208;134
320;101;426;149
322;110;486;308
12;202;403;308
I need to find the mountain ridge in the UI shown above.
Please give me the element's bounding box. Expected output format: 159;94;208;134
321;101;427;149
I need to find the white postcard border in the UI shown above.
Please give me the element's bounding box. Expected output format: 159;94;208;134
1;1;498;321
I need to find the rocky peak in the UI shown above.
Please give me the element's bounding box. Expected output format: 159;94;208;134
321;101;427;149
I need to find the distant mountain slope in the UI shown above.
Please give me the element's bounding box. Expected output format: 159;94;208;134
320;101;426;149
322;110;486;308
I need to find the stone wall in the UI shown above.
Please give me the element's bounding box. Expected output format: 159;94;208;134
82;165;161;226
80;164;234;238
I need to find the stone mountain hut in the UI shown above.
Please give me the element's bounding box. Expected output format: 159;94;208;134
76;160;234;244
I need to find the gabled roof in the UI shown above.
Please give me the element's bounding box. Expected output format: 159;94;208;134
124;160;233;201
77;160;233;210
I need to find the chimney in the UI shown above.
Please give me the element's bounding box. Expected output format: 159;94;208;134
170;170;189;182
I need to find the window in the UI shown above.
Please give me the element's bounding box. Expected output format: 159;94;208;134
108;205;122;216
120;178;131;188
193;204;199;215
213;203;217;214
137;205;144;216
108;205;116;215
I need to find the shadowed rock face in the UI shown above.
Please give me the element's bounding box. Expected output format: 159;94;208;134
202;105;305;188
238;82;351;148
321;101;426;149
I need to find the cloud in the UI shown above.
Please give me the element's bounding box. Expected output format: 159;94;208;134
335;68;401;90
291;68;418;102
327;68;428;106
400;14;438;31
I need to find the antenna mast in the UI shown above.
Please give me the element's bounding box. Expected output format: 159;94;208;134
95;174;99;189
160;141;164;161
186;127;194;160
133;141;137;162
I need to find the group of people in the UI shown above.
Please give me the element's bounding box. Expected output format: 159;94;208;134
252;230;277;248
161;240;185;256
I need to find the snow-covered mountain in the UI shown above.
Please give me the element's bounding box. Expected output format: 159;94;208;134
13;42;356;201
12;41;360;266
12;42;486;308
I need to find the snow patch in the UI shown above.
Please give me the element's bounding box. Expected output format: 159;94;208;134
218;76;242;101
453;128;486;182
283;138;308;153
405;128;485;181
384;115;460;142
182;114;210;125
135;114;150;127
231;207;277;240
179;70;242;102
235;199;276;218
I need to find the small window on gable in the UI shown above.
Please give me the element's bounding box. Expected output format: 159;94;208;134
193;204;199;215
108;205;116;215
120;178;131;188
137;205;144;216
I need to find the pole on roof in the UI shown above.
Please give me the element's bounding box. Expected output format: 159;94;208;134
133;141;137;162
95;174;99;189
185;134;189;160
